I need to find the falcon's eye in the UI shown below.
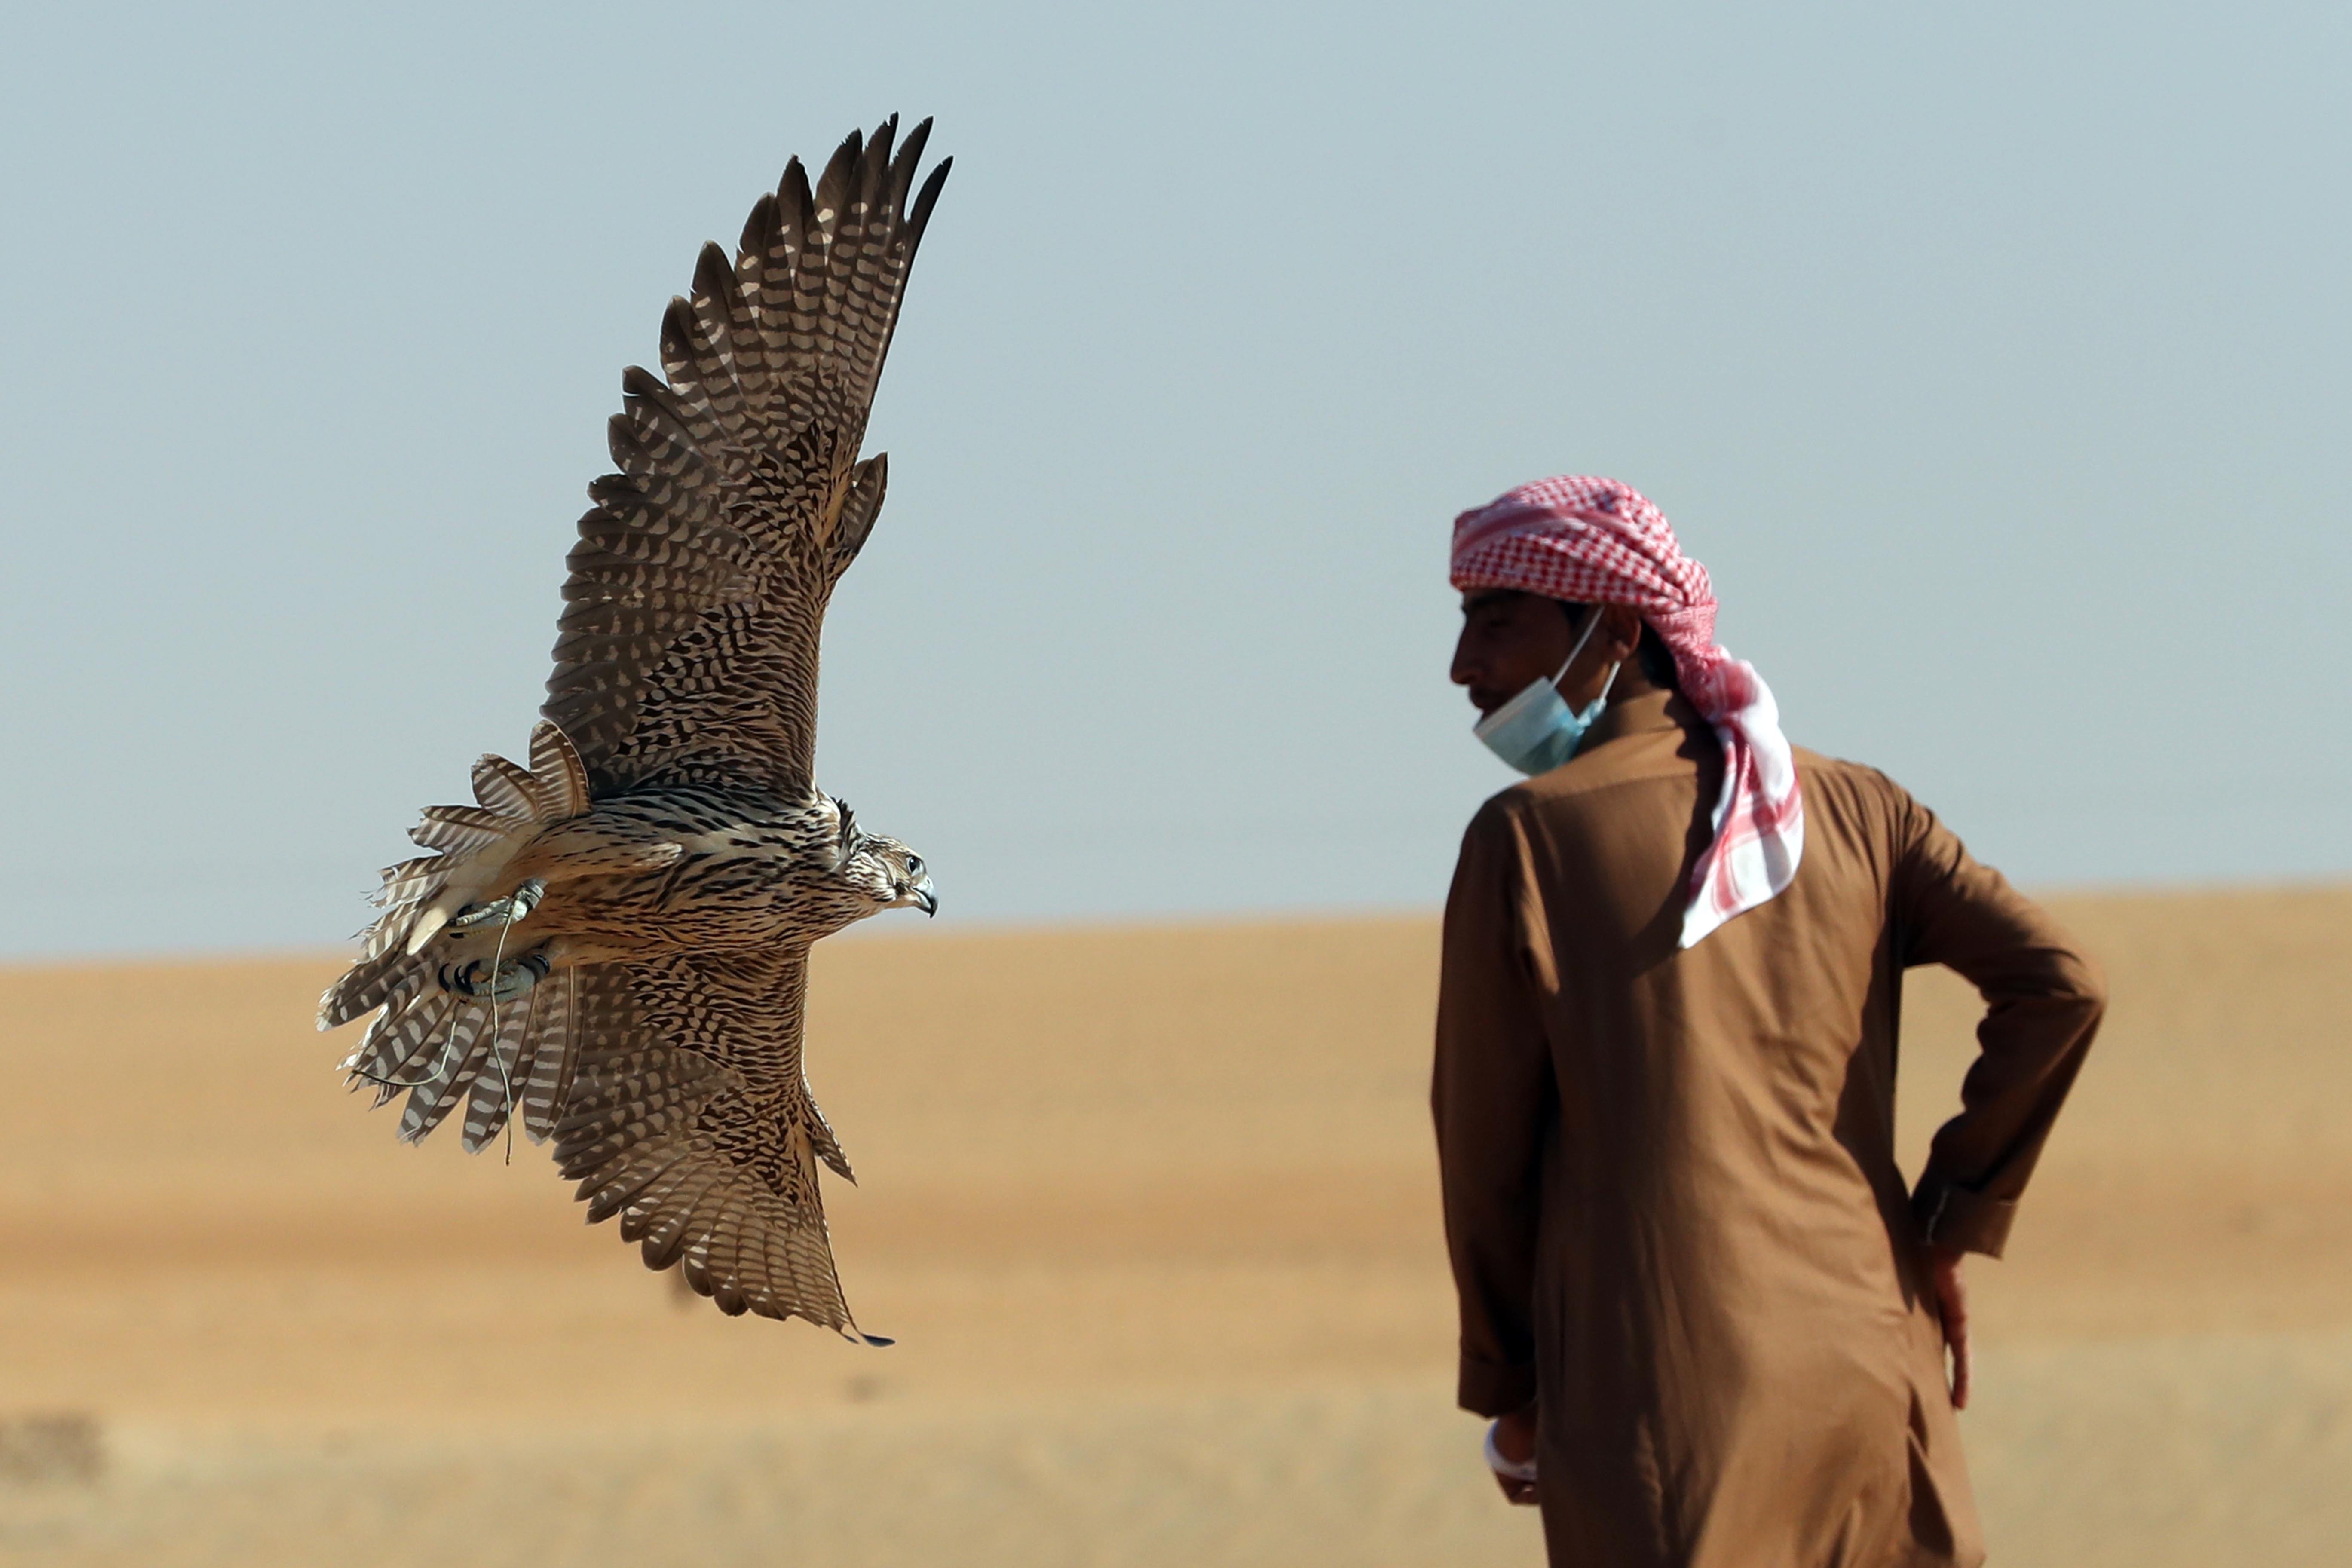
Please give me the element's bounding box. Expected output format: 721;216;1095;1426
907;856;925;878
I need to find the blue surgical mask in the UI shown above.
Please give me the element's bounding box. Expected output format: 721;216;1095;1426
1473;611;1622;777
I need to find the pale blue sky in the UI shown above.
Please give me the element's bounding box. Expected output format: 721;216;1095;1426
1;1;2344;959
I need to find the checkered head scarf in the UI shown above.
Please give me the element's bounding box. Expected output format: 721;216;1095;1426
1451;475;1804;948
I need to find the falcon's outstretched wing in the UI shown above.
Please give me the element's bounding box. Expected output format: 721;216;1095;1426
556;949;875;1333
545;118;950;797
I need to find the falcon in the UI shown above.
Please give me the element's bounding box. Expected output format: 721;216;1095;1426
318;119;950;1339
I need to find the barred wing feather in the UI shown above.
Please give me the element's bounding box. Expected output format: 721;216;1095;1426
545;117;949;796
554;949;876;1335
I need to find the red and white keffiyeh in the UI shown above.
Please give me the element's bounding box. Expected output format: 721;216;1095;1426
1451;475;1804;949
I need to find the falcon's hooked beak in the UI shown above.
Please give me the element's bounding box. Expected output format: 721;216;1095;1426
887;851;935;918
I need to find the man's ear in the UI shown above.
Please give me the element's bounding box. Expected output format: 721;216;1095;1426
1601;604;1645;662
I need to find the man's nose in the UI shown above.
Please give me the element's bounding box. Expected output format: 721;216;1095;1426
1449;631;1479;686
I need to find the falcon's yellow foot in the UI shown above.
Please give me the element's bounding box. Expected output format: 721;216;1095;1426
439;949;551;1003
448;878;548;932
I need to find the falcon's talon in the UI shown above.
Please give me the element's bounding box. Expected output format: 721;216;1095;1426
436;950;550;1002
487;951;551;1003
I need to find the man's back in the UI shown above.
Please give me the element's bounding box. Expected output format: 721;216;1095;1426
1435;686;2104;1568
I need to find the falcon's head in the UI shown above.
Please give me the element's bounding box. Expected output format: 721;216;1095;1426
830;801;936;919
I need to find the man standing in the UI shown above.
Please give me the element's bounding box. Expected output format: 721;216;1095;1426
1432;476;2104;1567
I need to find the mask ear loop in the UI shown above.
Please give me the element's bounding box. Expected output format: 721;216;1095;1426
1551;604;1611;687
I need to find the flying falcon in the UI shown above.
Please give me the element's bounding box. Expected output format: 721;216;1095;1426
318;119;950;1339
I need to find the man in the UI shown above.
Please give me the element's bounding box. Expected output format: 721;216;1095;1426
1432;476;2104;1568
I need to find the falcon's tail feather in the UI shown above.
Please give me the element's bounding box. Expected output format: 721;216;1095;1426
395;1003;492;1144
319;720;589;1032
338;959;577;1151
512;965;579;1144
323;720;594;1150
456;989;534;1153
398;721;592;959
344;980;462;1103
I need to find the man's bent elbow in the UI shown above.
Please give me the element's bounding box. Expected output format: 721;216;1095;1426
2060;949;2108;1032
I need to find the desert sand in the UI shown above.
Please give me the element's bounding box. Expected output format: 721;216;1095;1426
0;886;2345;1565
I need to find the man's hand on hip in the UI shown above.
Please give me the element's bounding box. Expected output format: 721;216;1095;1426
1928;1243;1972;1410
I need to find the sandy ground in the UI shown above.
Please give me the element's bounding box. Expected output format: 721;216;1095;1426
0;887;2345;1565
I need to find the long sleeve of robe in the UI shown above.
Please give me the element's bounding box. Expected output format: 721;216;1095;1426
1432;688;2104;1568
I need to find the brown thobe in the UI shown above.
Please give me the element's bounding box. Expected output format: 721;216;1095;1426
1433;687;2104;1568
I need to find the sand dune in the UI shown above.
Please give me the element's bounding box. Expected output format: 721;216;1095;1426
0;888;2345;1565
